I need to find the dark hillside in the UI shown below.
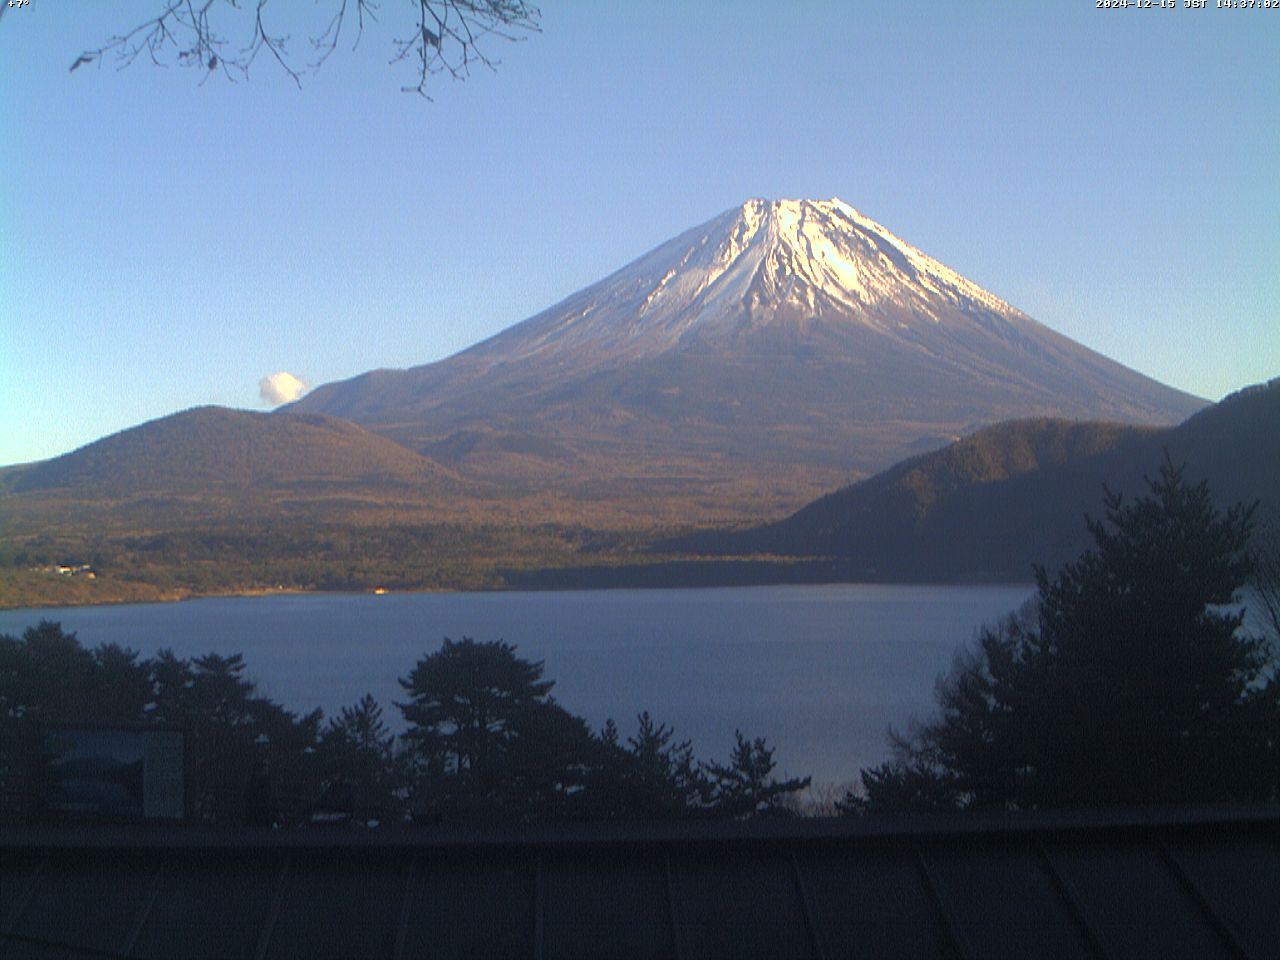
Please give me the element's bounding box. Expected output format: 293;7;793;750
1155;378;1280;520
684;419;1156;579
692;378;1278;582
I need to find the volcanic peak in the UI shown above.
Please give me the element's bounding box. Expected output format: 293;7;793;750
289;196;1205;477
464;197;1024;368
734;198;1017;317
686;197;1013;321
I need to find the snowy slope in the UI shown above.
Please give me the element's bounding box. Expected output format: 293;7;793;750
290;199;1206;511
466;198;1022;364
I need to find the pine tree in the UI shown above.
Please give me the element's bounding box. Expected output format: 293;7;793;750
855;459;1277;811
316;693;403;822
705;731;810;819
397;637;558;816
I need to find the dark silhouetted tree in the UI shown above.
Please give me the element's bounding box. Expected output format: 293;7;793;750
1251;523;1280;645
852;460;1278;813
705;731;810;819
399;637;568;817
150;649;321;824
0;620;819;825
315;693;404;822
0;623;154;818
0;622;151;726
87;644;155;724
1249;524;1280;798
497;699;600;820
585;713;710;820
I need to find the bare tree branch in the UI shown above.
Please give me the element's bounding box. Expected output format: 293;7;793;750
391;0;537;98
71;0;540;96
243;0;302;88
312;0;378;71
1250;523;1280;646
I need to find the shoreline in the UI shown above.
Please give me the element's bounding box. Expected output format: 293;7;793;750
0;557;1035;613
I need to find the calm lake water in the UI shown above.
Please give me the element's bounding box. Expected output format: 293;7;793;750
0;584;1034;785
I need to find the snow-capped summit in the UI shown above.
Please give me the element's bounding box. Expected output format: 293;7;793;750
459;197;1025;367
632;196;1015;325
291;199;1205;512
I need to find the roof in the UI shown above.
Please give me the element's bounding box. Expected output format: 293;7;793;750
2;804;1278;959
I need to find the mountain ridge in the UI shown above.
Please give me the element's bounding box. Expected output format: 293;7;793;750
684;378;1279;581
290;198;1205;511
2;384;1270;607
4;406;459;496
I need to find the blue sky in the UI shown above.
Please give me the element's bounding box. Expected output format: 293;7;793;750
2;1;1277;466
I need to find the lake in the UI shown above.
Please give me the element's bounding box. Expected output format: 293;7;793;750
0;584;1035;785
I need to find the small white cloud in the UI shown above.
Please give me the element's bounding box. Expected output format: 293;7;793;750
259;371;307;406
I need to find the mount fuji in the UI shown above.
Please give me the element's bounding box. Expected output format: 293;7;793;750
291;199;1205;516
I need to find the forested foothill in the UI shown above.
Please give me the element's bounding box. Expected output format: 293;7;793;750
693;378;1280;583
4;381;1275;609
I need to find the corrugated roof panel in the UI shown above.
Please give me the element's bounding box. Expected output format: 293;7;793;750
3;853;158;960
399;852;536;960
1166;834;1280;960
670;847;815;960
1;807;1275;960
266;852;407;960
1045;840;1235;960
801;845;953;959
541;850;675;960
923;839;1097;960
131;851;279;959
0;852;46;935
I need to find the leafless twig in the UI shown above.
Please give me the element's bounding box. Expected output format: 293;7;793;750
312;0;379;70
1250;523;1280;646
393;0;539;98
70;0;540;96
